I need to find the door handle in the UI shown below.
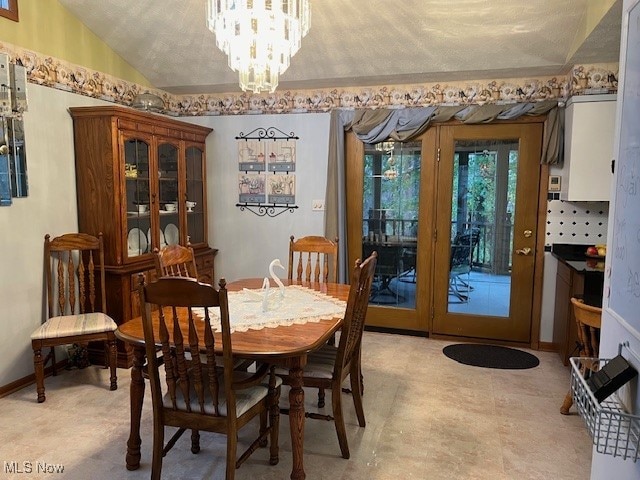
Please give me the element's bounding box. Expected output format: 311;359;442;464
515;247;532;256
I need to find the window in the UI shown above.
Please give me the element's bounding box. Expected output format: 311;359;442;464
0;0;18;22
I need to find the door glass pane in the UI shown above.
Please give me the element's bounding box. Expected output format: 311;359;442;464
448;139;517;316
125;138;151;258
185;146;205;245
158;142;179;247
363;141;420;307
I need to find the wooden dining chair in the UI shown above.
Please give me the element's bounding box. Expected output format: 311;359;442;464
154;243;254;374
30;233;118;403
288;235;338;284
560;297;602;415
153;243;198;279
277;251;378;459
288;234;340;406
139;276;281;480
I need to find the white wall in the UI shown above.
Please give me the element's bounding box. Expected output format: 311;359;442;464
187;113;331;283
0;85;111;386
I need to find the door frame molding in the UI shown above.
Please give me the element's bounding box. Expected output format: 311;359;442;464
345;116;549;349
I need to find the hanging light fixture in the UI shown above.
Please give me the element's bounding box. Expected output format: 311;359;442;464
207;0;311;94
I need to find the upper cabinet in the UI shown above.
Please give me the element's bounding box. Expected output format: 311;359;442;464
561;94;616;202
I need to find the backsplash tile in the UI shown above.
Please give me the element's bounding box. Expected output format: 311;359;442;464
545;200;608;245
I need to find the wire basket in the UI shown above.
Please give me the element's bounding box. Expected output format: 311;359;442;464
569;357;640;462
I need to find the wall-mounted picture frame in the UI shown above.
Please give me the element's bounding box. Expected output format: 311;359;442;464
238;173;266;203
238;139;266;171
267;174;295;204
267;139;296;172
0;0;19;22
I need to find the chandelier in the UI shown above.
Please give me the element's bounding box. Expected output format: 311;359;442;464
207;0;311;94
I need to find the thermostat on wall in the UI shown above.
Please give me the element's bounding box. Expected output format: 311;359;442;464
548;175;561;192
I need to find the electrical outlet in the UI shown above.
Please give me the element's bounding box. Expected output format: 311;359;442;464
312;199;325;211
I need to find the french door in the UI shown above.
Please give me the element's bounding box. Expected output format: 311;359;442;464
345;129;437;331
346;121;544;343
432;123;543;343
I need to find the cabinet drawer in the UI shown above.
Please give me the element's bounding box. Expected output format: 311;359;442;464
130;269;158;291
196;253;215;285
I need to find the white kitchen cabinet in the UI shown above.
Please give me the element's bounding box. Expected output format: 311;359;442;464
561;94;616;201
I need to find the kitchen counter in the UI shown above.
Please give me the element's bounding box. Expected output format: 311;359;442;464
565;259;605;274
552;243;604;307
551;243;605;365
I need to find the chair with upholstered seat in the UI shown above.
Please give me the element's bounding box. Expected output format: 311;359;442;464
154;243;198;279
560;297;602;415
288;235;338;284
276;251;377;459
139;276;281;480
31;233;118;403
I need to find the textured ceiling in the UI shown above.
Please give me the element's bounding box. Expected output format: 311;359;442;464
57;0;622;94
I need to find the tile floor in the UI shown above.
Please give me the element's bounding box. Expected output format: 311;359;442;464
0;333;593;479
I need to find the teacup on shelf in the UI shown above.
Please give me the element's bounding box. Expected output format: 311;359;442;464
137;204;148;214
164;203;176;212
185;201;197;212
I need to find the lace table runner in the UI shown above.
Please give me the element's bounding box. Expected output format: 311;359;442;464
194;285;347;333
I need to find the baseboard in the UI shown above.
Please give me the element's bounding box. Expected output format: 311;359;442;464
0;360;68;399
364;325;428;337
538;341;557;352
429;333;532;349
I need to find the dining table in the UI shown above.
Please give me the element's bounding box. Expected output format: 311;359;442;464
115;278;351;480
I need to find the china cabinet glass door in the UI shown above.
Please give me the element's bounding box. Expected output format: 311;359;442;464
185;145;206;246
157;141;180;249
123;133;152;259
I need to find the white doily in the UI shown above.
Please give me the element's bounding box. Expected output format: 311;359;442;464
194;285;347;333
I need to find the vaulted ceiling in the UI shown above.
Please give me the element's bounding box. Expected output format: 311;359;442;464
57;0;622;94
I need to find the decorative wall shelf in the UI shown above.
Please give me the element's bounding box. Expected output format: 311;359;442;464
236;127;299;142
235;202;299;217
236;127;298;217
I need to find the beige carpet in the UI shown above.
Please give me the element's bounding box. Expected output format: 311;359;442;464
0;332;592;479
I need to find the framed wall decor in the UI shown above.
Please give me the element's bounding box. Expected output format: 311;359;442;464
267;139;296;172
267;174;295;203
238;172;266;203
235;127;299;217
238;139;266;171
0;0;19;22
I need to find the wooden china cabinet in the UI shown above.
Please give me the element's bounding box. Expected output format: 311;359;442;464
69;106;216;367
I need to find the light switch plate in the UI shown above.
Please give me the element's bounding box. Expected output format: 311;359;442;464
312;199;325;211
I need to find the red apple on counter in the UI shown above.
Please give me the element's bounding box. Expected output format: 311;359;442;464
586;246;598;256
